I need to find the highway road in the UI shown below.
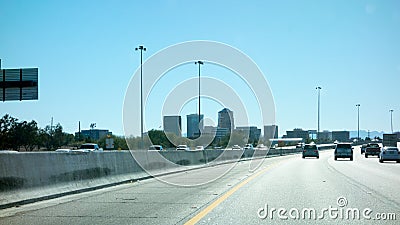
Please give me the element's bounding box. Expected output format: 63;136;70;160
0;146;399;224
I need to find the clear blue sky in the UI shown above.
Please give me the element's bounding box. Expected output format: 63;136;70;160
1;0;399;137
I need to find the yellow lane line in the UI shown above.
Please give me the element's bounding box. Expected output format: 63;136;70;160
184;161;283;225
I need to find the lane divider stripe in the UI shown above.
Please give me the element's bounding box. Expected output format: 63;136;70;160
184;161;283;225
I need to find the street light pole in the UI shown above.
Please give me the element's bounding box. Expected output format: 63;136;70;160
135;45;146;149
316;86;321;140
390;109;394;134
195;61;203;137
356;104;361;142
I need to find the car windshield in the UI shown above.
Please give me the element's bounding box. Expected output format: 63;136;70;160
336;144;351;149
369;143;379;148
304;145;317;149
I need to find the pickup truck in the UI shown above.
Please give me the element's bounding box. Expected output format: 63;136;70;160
365;143;381;158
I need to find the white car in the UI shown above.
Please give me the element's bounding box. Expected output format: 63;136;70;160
72;143;103;153
232;145;241;150
55;148;72;153
379;147;400;163
256;144;267;149
149;145;163;151
176;145;189;151
244;144;254;150
195;146;204;151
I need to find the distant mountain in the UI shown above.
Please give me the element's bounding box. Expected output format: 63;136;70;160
349;130;385;139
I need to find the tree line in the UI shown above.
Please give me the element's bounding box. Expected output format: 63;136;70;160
0;114;130;151
0;114;74;151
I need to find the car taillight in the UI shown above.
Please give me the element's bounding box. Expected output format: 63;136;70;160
303;150;306;152
314;150;318;153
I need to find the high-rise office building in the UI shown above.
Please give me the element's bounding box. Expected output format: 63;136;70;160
264;125;278;141
236;126;261;143
187;114;204;139
218;108;234;132
163;115;182;137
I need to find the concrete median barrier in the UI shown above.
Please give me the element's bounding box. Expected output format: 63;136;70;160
0;147;307;209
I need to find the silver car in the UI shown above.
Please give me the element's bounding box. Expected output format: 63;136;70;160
379;147;400;163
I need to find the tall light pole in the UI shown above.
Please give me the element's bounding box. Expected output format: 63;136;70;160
195;61;203;137
390;109;394;134
135;45;146;149
356;104;360;142
316;86;322;140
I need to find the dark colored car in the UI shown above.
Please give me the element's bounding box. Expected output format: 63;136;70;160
302;144;319;159
334;143;353;161
361;144;368;154
365;143;381;158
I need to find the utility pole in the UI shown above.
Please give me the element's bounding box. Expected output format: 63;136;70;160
390;109;394;134
135;45;146;149
316;86;322;140
78;121;81;141
195;61;203;137
356;104;360;142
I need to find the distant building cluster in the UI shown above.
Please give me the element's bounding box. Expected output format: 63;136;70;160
162;108;352;144
282;128;350;142
163;108;270;143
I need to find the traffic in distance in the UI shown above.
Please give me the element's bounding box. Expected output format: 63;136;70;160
56;141;400;165
148;143;260;151
63;139;399;164
55;143;103;153
300;141;400;163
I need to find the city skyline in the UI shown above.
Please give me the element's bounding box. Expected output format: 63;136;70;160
1;1;399;137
